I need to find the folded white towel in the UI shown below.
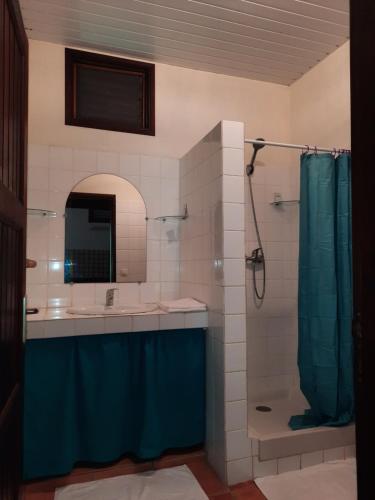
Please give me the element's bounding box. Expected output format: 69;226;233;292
158;298;207;313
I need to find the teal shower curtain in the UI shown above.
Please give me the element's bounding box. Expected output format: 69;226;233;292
289;153;354;430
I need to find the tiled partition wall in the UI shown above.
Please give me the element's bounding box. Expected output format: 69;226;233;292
26;145;180;308
245;161;300;403
180;121;252;485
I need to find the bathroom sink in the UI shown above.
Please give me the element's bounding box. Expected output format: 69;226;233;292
66;304;158;316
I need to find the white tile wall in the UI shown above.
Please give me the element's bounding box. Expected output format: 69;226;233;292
301;450;324;468
180;121;249;484
253;456;278;478
26;145;181;308
249;445;354;480
27;311;208;339
246;160;301;404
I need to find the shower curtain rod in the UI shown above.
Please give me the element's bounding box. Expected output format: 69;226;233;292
244;138;351;154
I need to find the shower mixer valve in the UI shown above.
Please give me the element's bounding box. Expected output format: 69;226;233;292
246;248;264;265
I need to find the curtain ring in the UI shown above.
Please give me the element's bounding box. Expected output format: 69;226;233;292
314;146;318;155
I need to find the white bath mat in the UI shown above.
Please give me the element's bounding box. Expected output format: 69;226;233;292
256;459;357;500
54;465;208;500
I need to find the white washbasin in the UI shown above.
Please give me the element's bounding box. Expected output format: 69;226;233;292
66;304;158;316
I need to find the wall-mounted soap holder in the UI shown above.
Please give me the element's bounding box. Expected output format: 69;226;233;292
150;204;189;223
27;208;57;218
269;193;300;207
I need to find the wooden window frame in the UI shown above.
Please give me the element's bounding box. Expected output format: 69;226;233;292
65;48;155;136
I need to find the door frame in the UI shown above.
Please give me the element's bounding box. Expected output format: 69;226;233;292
0;0;28;498
350;2;375;499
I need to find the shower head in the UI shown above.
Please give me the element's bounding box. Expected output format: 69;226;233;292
246;138;266;176
252;138;266;152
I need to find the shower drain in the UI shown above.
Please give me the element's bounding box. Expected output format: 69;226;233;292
255;405;272;412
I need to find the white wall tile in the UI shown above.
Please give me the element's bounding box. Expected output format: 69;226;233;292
225;400;247;431
160;261;179;282
161;158;179;178
47;260;64;284
160;312;185;330
49;146;73;170
45;319;75;338
47;284;72;307
185;311;208;329
161;240;179;261
97;151;120;173
226;429;252;461
222;148;244;176
223;176;244;203
26;284;47;308
27;236;48;261
223;203;245;231
116;283;140;304
48;237;64;261
71;284;96;306
223;231;245;259
323;447;345;462
140;282;160;303
132;314;159;332
225;343;246;372
147;261;161;282
253;457;278;479
277;455;301;474
223;260;245;286
28;189;49;209
49;169;73;192
29;144;49;168
225;315;246;343
27;321;45;339
120;154;141;177
221;121;244;149
141;155;161;177
104;316;132;334
73;149;97;172
227;458;252;485
75;318;105;336
301;450;323;469
27;260;48;284
224;287;246;314
344;445;356;459
251;439;259;457
160;282;180;301
225;371;247;402
28;166;49;191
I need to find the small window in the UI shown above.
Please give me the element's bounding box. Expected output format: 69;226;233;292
65;48;155;136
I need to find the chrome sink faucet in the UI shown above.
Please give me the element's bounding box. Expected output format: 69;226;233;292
105;288;119;308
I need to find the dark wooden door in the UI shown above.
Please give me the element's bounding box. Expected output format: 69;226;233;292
0;0;28;498
350;2;375;499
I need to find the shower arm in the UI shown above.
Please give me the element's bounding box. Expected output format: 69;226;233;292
245;139;350;155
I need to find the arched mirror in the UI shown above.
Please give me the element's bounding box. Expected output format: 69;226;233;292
64;174;146;284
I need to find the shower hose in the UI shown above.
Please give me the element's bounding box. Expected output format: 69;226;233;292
248;174;266;300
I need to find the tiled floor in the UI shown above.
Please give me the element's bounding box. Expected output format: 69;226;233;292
22;449;266;500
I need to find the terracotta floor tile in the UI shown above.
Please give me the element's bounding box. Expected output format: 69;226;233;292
22;492;54;500
230;481;267;500
153;448;205;469
188;459;229;497
209;493;233;499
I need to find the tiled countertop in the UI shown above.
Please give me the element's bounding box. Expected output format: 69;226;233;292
26;307;208;339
